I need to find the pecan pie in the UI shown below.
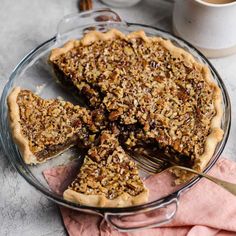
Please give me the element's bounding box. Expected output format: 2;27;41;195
7;87;97;164
64;131;148;207
50;29;223;177
7;29;224;208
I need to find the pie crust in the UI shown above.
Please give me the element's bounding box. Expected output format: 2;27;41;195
8;87;38;164
63;189;149;207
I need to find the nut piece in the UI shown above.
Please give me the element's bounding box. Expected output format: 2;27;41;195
79;0;93;11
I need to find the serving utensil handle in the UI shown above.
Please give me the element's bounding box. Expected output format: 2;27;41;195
173;166;236;196
104;195;178;232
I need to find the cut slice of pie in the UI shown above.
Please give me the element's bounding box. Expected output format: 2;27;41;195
49;29;224;182
7;87;97;164
63;131;148;207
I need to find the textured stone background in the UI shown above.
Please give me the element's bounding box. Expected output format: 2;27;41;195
0;0;235;235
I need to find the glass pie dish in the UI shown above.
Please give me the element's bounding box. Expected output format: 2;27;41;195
0;9;231;231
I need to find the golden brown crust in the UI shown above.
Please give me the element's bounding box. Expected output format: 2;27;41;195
196;73;223;171
63;188;149;207
7;87;38;164
50;40;80;61
50;29;200;64
50;29;224;180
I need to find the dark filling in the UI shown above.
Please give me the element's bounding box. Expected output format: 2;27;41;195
132;143;194;168
35;135;79;162
35;130;96;162
118;130;193;168
53;64;75;90
115;122;194;168
52;65;103;108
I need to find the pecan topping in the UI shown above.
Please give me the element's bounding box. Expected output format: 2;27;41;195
79;0;93;11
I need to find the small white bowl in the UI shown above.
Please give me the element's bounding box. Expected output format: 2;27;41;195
101;0;142;8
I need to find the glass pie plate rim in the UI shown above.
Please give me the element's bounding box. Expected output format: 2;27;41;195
0;8;231;231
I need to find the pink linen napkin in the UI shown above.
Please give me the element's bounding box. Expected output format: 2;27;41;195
43;158;236;236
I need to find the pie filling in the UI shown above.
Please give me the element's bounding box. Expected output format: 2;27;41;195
65;131;147;201
50;30;220;171
35;135;78;162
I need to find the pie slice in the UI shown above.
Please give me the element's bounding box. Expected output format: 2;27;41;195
7;87;97;164
49;29;224;182
63;131;149;207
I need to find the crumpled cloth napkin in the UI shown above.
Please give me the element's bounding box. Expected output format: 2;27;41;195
43;158;236;236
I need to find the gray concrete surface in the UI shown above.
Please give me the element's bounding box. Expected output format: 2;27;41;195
0;0;235;235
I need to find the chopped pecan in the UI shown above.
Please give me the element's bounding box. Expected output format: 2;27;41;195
79;0;93;11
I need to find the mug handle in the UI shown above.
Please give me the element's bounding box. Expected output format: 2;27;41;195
104;195;179;232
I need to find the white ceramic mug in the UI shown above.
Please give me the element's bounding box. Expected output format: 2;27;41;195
172;0;236;58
